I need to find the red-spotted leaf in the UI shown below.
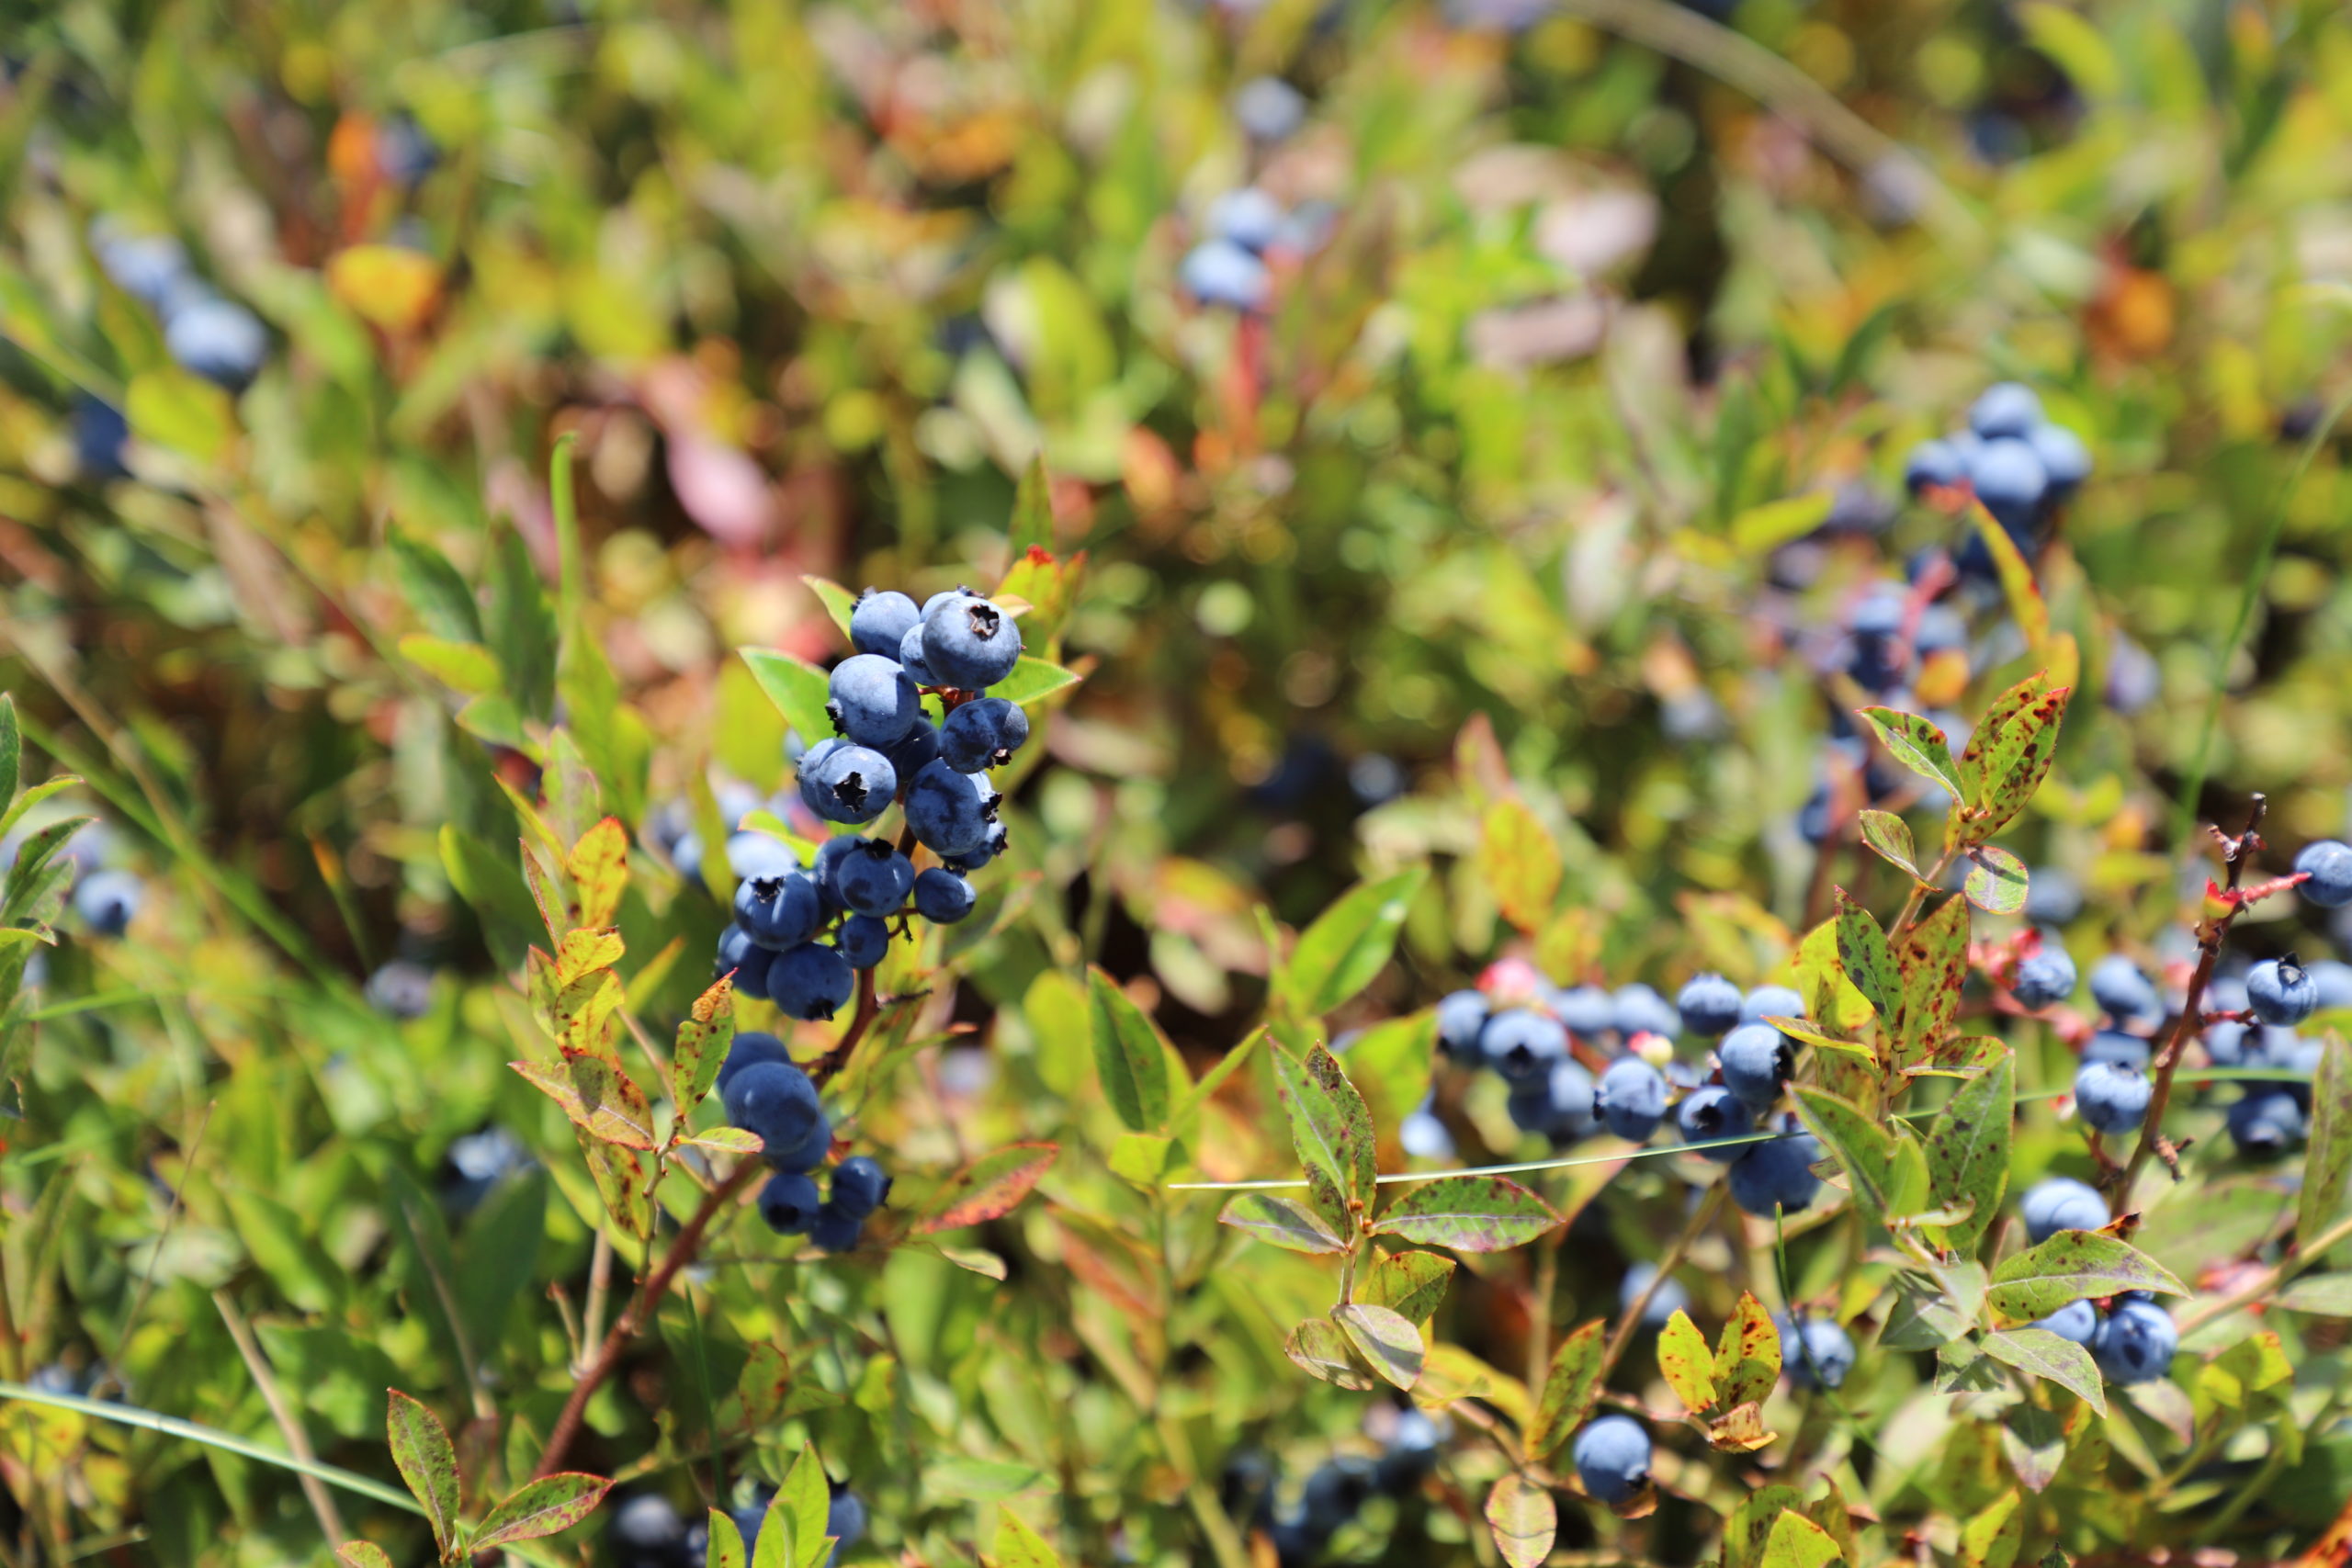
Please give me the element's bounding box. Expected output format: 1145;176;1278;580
1285;1317;1378;1390
673;974;738;1115
1658;1308;1718;1412
1983;1327;2106;1417
385;1391;459;1558
917;1143;1059;1233
1986;1231;2188;1326
1714;1292;1782;1411
1356;1250;1456;1325
511;1055;657;1149
1973;682;2071;840
1218;1193;1351;1254
1525;1319;1605;1461
473;1472;615;1549
1833;890;1899;1020
702;1510;748;1568
1893;894;1970;1070
554;925;625;986
1858;808;1921;878
566;816;629;930
1925;1047;2013;1256
1332;1303;1424;1389
1270;1040;1376;1237
1370;1177;1561;1252
1856;706;1963;800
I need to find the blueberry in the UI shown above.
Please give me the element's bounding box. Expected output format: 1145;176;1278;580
770;941;855;1022
164;295;268;389
1399;1105;1455;1159
1969;382;2043;439
2028;423;2091;493
1508;1061;1596;1143
1740;986;1806;1026
809;1205;863;1252
2089;954;2162;1026
825;1491;866;1557
2034;1300;2098;1345
2296;841;2352;908
813;835;862;912
830;1156;892;1220
1620;1260;1690;1325
1728;1121;1821;1215
716;924;766;988
1480;1010;1566;1084
2247;956;2318;1027
727;830;800;881
758;1171;823;1235
911;866;977;923
1717;1022;1793;1109
1301;1456;1376;1533
93;227;189;308
883;718;943;779
2012;948;2076;1010
724;1061;824;1161
833;840;915;916
939;696;1030;773
1180;240;1270;310
836;913;891;970
1436;988;1491;1061
905;761;1001;856
74;394;130;478
1611;983;1680;1041
366;960;435;1020
1902;438;1963;496
1596;1058;1669;1141
2074;1061;2152;1134
899;623;941;685
826;654;924;748
850;589;922;656
735;870;823;948
1777;1314;1855;1390
1676;973;1743;1037
919;594;1023;690
1233;76;1306;141
798;739;898;826
1968;437;2049;534
2310;960;2352;1010
73;869;143;936
1553;984;1615;1037
1676;1086;1754;1162
767;1109;833;1176
607;1493;686;1564
1570;1415;1651;1504
2083;1030;2151;1071
2203;1018;2250;1066
2020;1177;2108;1242
2227;1089;2305;1158
1208;187;1285;254
2092;1298;2177;1385
717;1032;794;1095
942;820;1008;873
1374;1406;1441;1493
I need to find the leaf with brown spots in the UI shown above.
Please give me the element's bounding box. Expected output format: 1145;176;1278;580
1713;1292;1781;1411
1524;1319;1605;1461
566;816;630;929
1957;673;2045;798
1657;1308;1717;1414
1973;684;2071;840
671;973;736;1115
1833;891;1899;1021
1892;895;1969;1070
1357;1250;1456;1325
1285;1317;1378;1390
1484;1473;1556;1568
918;1143;1060;1233
1708;1402;1777;1453
554;925;625;986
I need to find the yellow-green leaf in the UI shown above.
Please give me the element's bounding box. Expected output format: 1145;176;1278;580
1657;1308;1718;1413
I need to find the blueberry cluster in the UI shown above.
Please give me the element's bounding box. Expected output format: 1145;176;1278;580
1902;381;2091;570
1178;89;1330;313
3;817;139;938
718;1033;892;1251
1228;1406;1441;1566
707;587;1027;1019
74;220;268;475
2014;1179;2178;1381
609;1485;865;1568
1433;965;1824;1218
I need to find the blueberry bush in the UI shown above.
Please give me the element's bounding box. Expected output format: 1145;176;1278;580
9;0;2352;1564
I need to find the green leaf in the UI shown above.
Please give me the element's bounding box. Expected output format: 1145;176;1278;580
1925;1047;2012;1256
1966;505;2051;659
486;524;558;722
1962;846;2030;914
1657;1308;1717;1412
1960;1488;2024;1568
1856;706;1963;800
1008;452;1054;557
1956;672;2046;804
1792;1087;1897;1230
989;656;1083;709
917;1143;1060;1233
1484;1473;1555;1568
1725;1488;1810;1568
1332;1303;1423;1389
800;575;858;641
567;817;630;931
1759;1510;1842;1568
2016;3;2122;98
1478;801;1561;932
1217;1193;1350;1254
704;1510;748;1568
1986;1231;2188;1326
672;976;737;1117
1731;491;1836;554
1338;1011;1437;1129
1283;866;1429;1018
1892;894;1970;1070
0;774;78;845
1284;1317;1377;1390
1982;1327;2108;1417
775;1445;831;1568
1525;1319;1605;1461
1357;1250;1456;1326
1857;808;1920;878
1268;1041;1372;1235
2301;1032;2352;1247
335;1545;395;1568
126;367;233;461
1793;917;1877;1036
1370;1177;1560;1252
740;649;835;754
1087;968;1170;1133
996;1510;1065;1568
2276;1272;2352;1315
472;1472;615;1549
0;695;18;811
1973;682;2072;840
1713;1292;1782;1412
3;817;95;922
384;1390;459;1559
388;529;484;644
1832;891;1899;1020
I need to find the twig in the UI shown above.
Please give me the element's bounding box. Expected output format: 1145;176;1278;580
2174;1208;2352;1337
1600;1182;1728;1380
400;1199;498;1426
104;1100;217;1401
211;1291;348;1545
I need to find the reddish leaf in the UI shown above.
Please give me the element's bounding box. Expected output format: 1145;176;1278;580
917;1143;1060;1233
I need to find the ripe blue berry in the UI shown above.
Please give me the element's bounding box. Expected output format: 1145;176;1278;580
833;840;915;916
1969;382;2043;439
2012;948;2076;1010
1233;76;1306;141
1969;437;2049;533
716;925;772;998
1676;1086;1753;1162
825;1492;867;1558
1778;1314;1855;1390
808;1205;863;1253
73;869;142;936
850;589;922;656
883;717;943;779
798;739;898;826
2227;1089;2305;1158
366;961;435;1020
1301;1456;1376;1532
920;594;1023;690
912;866;977;923
942;820;1008;873
2093;1298;2177;1385
769;941;855;1022
717;1032;793;1095
812;835;861;912
1902;438;1963;496
905;761;1001;856
758;1171;823;1235
2089;954;2161;1025
164;296;267;389
2083;1030;2151;1071
2020;1177;2108;1242
724;1062;823;1162
1436;989;1491;1061
830;1156;892;1220
835;914;891;971
1208;186;1284;253
1676;973;1743;1037
1727;1121;1821;1215
1611;983;1680;1041
1552;984;1614;1037
2024;867;2084;924
2028;422;2091;493
2311;960;2352;1010
1480;1010;1566;1084
1596;1058;1668;1141
826;654;923;748
2035;1300;2098;1344
2247;956;2318;1027
1717;1022;1793;1109
1740;986;1806;1026
74;395;130;478
2074;1061;2152;1134
735;871;822;947
724;830;798;883
898;623;941;685
1508;1061;1596;1143
2295;840;2352;908
607;1494;686;1566
1570;1415;1651;1504
1620;1261;1690;1325
940;696;1030;773
93;226;189;307
1180;239;1270;310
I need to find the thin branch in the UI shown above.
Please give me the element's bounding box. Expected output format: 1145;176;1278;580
1600;1182;1727;1380
209;1292;349;1545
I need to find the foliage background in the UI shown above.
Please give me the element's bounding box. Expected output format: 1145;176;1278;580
6;0;2352;1562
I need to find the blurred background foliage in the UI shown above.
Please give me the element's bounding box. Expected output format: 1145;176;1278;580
8;0;2352;1562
